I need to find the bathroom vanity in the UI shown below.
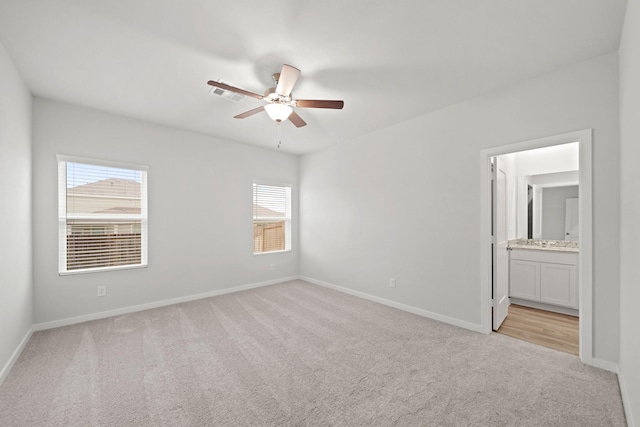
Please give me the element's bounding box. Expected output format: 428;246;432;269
508;239;579;315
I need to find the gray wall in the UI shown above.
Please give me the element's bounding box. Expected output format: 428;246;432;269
300;52;620;363
619;0;640;423
0;43;32;379
541;185;579;240
32;99;299;324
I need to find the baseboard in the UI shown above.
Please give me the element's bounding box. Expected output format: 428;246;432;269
510;298;579;317
299;276;484;333
618;365;636;427
580;355;618;373
33;276;298;332
0;326;33;386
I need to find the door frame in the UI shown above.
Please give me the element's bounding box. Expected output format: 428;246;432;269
479;129;593;363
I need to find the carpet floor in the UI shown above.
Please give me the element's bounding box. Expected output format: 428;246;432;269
0;280;626;426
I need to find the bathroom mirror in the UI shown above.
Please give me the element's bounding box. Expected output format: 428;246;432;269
516;171;579;241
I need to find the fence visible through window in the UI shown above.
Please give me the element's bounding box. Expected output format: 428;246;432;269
66;222;142;270
253;221;285;253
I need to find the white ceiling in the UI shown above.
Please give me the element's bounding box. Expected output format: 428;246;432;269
0;0;628;155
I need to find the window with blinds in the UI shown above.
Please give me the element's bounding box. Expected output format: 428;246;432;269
58;157;148;274
253;183;291;254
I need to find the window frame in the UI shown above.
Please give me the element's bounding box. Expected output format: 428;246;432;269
252;181;292;255
57;155;148;275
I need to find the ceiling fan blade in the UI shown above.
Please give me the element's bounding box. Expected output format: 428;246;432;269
276;64;300;97
234;106;265;119
294;99;344;109
288;111;307;128
207;80;264;100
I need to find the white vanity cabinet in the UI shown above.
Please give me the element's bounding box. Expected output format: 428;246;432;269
509;249;578;309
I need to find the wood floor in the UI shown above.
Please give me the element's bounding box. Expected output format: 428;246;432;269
496;304;579;355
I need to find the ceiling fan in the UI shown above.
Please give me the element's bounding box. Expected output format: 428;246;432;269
207;64;344;128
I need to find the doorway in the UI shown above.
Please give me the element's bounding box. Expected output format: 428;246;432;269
479;129;593;363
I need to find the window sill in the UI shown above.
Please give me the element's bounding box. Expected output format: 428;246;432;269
253;250;291;256
59;264;148;276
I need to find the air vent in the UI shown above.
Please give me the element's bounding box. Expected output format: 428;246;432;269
209;80;245;102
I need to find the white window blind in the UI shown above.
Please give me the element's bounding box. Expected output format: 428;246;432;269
58;157;148;274
253;183;291;254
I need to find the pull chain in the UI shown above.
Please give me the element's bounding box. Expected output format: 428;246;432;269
277;122;282;149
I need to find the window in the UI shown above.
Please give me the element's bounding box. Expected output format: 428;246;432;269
58;156;148;274
253;182;291;254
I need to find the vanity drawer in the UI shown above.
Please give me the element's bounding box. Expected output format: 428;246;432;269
509;249;577;265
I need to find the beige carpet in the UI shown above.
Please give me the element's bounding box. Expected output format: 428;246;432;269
0;280;626;426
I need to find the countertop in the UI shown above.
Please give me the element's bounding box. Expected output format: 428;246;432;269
507;239;579;253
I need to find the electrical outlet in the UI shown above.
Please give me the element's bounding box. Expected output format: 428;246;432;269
270;263;275;270
389;278;396;288
97;285;107;297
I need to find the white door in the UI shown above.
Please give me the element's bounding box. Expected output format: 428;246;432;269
565;198;579;241
492;157;509;330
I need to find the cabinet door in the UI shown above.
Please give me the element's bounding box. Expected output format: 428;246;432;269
540;263;577;308
510;260;540;301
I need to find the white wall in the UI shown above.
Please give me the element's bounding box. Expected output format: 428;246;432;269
619;0;640;424
300;53;620;362
513;142;579;177
541;186;579;240
32;99;298;324
0;43;32;380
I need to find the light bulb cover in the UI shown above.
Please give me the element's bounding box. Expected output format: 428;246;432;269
264;103;293;122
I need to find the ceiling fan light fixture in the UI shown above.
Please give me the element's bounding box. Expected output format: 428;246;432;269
264;103;293;122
